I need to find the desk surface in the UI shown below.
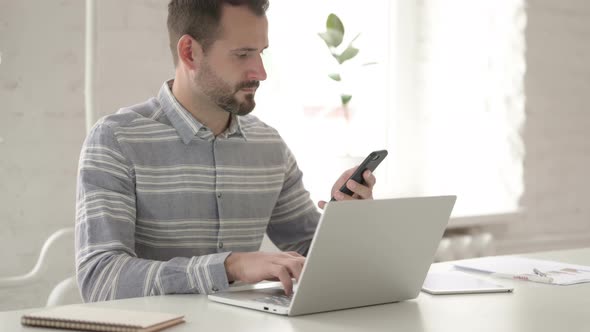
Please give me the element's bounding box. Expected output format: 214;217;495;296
2;248;590;332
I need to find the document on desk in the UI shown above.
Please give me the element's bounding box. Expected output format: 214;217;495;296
454;256;590;285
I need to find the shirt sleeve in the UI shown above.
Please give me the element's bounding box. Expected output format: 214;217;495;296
266;146;321;255
75;123;230;302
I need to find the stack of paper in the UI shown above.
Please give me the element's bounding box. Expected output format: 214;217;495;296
454;256;590;285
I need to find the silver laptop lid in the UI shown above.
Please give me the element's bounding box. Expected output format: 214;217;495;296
288;196;456;316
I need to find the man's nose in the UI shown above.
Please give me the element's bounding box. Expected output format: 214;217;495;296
246;55;267;81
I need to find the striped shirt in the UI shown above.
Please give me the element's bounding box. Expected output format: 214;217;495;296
75;80;320;302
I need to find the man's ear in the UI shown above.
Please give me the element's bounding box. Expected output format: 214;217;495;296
177;35;203;71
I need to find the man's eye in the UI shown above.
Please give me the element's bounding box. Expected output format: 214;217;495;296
236;53;248;58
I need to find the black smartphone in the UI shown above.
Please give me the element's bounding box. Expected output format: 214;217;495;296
330;149;388;201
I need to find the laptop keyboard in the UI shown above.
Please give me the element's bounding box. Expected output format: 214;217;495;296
253;294;293;307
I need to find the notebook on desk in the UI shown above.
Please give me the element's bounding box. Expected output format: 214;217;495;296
21;306;184;332
208;196;457;316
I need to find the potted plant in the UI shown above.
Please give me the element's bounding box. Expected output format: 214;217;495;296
318;13;375;122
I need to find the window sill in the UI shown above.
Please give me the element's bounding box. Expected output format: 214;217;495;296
447;210;524;229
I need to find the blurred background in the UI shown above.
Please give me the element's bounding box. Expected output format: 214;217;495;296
1;0;589;310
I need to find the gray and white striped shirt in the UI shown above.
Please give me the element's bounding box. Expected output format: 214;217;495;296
75;80;320;302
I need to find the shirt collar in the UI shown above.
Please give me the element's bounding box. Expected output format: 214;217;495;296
225;113;247;140
157;79;247;144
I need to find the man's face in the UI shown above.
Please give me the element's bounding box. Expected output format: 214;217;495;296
195;5;268;116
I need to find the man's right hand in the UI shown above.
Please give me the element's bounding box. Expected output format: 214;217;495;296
224;251;305;295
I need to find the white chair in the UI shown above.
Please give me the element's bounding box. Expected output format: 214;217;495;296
0;227;82;307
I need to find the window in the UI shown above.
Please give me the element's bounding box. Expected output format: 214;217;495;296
256;0;525;217
257;1;392;204
413;0;526;216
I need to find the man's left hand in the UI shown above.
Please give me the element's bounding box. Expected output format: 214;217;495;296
317;166;376;210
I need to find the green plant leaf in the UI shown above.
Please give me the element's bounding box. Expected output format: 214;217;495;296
335;45;359;64
318;29;344;49
341;94;352;106
318;14;344;48
328;73;341;81
326;13;344;41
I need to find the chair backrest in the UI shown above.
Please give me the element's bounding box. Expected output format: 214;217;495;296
0;227;82;307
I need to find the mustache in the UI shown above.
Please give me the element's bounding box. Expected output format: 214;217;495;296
236;81;260;90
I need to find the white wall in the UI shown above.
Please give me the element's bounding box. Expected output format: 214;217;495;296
488;0;590;254
1;0;589;310
0;0;85;311
92;0;172;120
0;0;170;311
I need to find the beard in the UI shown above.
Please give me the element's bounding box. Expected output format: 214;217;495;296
196;60;260;116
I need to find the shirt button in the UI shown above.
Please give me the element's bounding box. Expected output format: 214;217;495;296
218;241;224;249
212;287;219;292
217;193;222;198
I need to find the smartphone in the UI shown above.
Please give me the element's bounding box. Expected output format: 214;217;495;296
330;149;388;201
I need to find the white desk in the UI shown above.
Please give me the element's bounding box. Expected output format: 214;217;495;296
2;248;590;332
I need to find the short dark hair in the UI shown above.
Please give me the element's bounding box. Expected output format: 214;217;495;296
167;0;269;67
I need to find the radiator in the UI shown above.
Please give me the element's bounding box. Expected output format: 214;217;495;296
434;232;495;262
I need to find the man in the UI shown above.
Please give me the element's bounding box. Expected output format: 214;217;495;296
75;0;376;302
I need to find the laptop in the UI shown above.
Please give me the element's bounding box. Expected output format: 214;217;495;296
208;196;456;316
